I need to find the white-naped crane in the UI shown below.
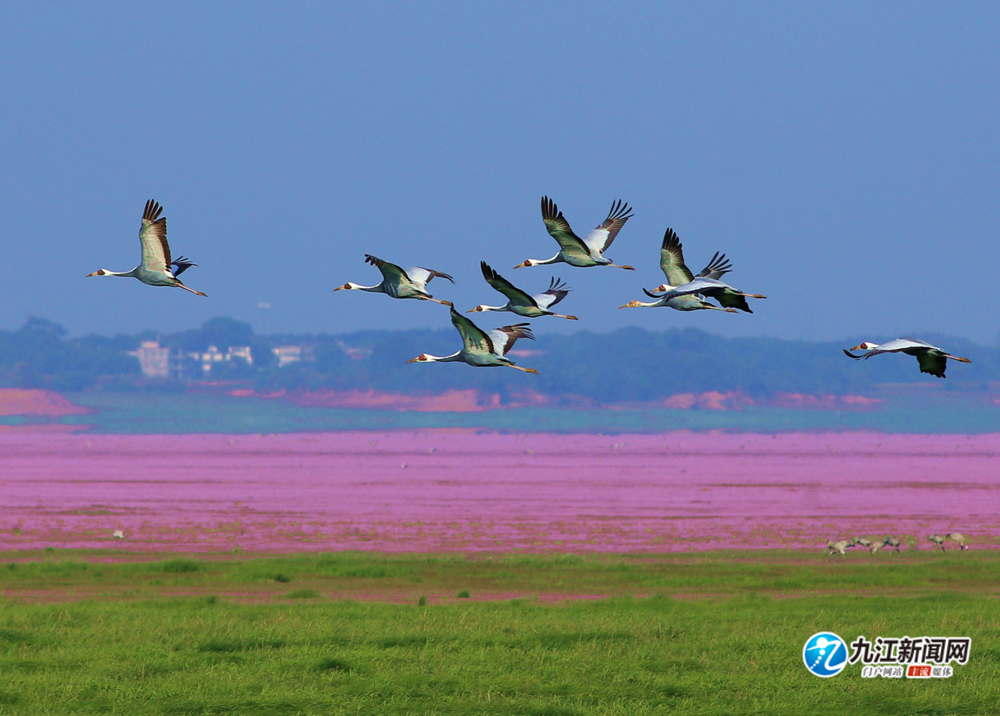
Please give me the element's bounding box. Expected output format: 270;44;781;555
928;534;946;551
87;200;207;296
946;532;969;551
642;229;765;312
843;338;971;379
335;254;454;305
514;196;634;270
470;262;578;320
407;305;539;373
643;276;767;313
621;228;738;313
826;538;854;557
883;535;901;554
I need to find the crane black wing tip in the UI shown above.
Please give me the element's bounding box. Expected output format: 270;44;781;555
142;199;163;222
546;276;570;293
661;227;681;249
607;199;633;222
541;195;561;221
364;254;381;266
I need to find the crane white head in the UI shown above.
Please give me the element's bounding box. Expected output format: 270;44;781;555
850;342;878;351
467;305;492;313
334;282;363;291
87;269;113;277
513;260;534;269
407;354;431;363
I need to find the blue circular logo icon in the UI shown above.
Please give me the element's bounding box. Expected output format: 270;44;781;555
803;632;847;677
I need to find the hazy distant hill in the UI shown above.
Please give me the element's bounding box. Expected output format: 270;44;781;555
1;316;997;404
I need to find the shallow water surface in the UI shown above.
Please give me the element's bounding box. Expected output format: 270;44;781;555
0;431;997;552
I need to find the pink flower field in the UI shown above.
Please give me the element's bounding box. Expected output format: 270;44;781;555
1;431;997;553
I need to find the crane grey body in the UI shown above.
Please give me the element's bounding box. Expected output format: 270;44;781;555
515;197;634;270
407;305;539;373
843;338;971;379
87;200;207;296
471;262;577;320
335;254;454;304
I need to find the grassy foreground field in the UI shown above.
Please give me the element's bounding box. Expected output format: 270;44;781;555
0;550;997;715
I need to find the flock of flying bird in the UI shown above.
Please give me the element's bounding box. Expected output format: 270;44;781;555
89;197;972;378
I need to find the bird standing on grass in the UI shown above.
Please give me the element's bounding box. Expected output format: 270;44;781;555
515;196;634;270
843;339;971;378
470;262;577;320
407;305;539;374
87;200;207;296
946;533;968;550
335;254;454;305
826;539;854;557
928;534;946;551
883;536;901;554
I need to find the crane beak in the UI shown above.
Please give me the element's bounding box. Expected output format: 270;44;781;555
86;271;101;277
513;261;528;269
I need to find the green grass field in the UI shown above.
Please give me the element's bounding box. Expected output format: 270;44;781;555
0;550;997;715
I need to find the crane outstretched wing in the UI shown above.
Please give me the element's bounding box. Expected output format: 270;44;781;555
481;262;536;307
696;252;732;280
659;228;695;286
534;277;570;309
541;196;592;260
488;323;535;356
407;267;455;287
139;199;171;274
583;199;632;255
365;254;414;290
657;277;735;301
915;351;948;378
449;306;495;356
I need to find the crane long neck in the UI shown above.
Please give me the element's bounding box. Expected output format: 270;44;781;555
424;351;463;363
111;267;142;278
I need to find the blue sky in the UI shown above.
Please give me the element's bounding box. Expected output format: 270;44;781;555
1;2;997;343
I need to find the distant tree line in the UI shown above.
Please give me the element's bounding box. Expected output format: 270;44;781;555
1;316;997;401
